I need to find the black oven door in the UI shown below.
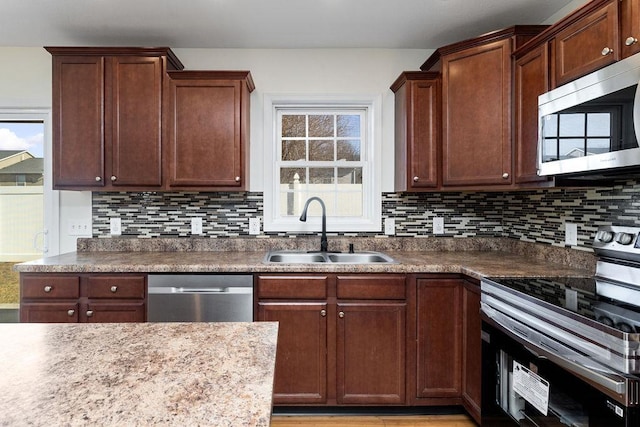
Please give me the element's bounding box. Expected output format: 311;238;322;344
482;320;639;426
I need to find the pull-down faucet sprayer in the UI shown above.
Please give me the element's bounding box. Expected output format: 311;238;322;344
299;196;328;252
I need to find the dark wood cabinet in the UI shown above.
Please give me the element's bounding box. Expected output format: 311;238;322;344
256;274;406;406
46;47;183;190
462;280;482;424
166;71;254;190
514;43;552;185
552;0;619;87
20;273;147;323
391;72;440;191
415;277;462;398
622;0;640;58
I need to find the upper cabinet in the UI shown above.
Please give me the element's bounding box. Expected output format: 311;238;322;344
46;47;253;192
622;0;640;58
165;71;254;191
46;47;183;190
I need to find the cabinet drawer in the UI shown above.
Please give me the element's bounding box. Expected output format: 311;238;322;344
21;275;80;299
257;276;328;299
20;302;79;323
337;275;406;300
85;275;146;299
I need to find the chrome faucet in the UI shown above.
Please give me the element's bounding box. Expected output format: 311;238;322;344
299;196;328;252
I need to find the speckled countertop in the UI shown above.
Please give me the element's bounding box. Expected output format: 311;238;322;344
0;322;278;426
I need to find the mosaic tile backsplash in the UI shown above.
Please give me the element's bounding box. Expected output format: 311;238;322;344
92;179;640;252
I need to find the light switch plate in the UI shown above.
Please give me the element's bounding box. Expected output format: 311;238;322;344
565;222;578;246
433;217;445;235
384;218;395;235
249;218;261;235
191;217;203;235
110;218;122;236
67;220;91;236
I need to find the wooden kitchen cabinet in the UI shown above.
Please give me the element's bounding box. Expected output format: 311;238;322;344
166;71;254;190
551;0;619;87
415;277;462;399
20;273;147;323
621;0;640;58
256;274;407;406
461;279;482;424
46;47;184;190
391;72;440;191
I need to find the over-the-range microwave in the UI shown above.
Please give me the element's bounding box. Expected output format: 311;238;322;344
538;53;640;181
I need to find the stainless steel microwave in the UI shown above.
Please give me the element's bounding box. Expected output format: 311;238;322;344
538;53;640;180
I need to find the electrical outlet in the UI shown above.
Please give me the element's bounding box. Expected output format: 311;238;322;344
565;222;578;246
433;217;445;235
191;217;203;235
110;218;122;236
249;218;261;235
384;218;395;235
67;220;91;236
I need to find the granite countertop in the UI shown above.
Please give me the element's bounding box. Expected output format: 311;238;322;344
14;249;593;279
0;322;278;426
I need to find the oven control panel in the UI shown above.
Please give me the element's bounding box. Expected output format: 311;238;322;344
593;225;640;260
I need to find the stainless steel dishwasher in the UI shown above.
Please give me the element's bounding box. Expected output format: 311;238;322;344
147;274;253;322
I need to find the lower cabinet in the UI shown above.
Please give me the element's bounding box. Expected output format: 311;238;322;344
462;279;482;423
256;274;407;406
20;273;147;323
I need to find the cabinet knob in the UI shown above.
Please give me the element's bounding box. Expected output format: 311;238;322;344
502;173;509;179
320;309;327;317
235;176;241;182
67;309;75;317
110;285;118;293
43;285;52;293
626;37;638;46
413;176;419;182
338;311;345;318
86;310;94;317
110;176;117;182
601;47;614;56
95;176;101;182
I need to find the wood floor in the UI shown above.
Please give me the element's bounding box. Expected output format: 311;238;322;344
270;414;476;426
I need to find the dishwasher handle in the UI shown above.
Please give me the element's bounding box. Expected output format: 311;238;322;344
148;286;252;294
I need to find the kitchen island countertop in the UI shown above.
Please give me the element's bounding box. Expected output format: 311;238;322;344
0;322;278;426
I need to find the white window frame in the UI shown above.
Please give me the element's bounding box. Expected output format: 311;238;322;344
263;94;382;233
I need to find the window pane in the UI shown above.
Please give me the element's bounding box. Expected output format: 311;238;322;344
337;115;360;137
559;139;585;159
309;168;334;184
309;115;334;137
282;115;306;137
309;140;334;161
336;195;363;217
586;138;611;155
337;140;360;161
280;191;309;216
559;114;584;137
280;168;306;185
338;167;362;184
586;113;611;136
282;140;306;161
543;115;558;137
542;139;558;162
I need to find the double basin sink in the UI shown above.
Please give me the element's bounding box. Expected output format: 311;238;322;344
264;250;396;264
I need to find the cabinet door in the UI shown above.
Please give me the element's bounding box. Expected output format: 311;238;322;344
442;39;512;187
51;55;105;188
20;302;79;323
514;44;550;184
258;302;328;404
168;79;243;188
336;302;406;404
552;0;619;87
462;281;482;424
84;301;146;322
416;278;461;398
108;56;163;187
621;0;640;58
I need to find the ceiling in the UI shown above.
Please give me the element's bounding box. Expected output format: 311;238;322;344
1;0;577;49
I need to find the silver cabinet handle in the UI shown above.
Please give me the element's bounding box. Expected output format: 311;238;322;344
235;176;241;182
43;285;52;293
110;176;117;181
502;173;509;179
95;176;101;182
338;311;345;318
86;310;94;317
626;37;638;46
67;309;75;317
601;47;614;56
320;309;327;317
413;176;419;182
110;285;118;293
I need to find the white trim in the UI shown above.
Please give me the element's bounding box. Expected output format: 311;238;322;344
0;108;59;256
263;94;382;233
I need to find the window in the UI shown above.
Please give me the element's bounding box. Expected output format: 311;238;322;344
263;95;381;232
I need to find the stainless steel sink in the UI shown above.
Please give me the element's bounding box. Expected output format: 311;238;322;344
264;250;396;264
